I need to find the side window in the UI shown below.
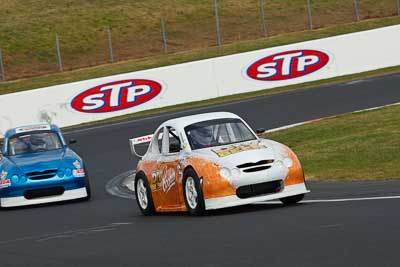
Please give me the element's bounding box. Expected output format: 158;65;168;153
167;127;181;154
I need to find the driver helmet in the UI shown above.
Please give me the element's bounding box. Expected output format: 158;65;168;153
30;134;46;150
192;127;213;147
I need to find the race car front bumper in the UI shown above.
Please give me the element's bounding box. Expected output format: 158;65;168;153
0;187;88;208
0;176;88;207
204;183;309;210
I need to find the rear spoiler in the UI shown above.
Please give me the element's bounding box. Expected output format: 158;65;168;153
129;134;153;158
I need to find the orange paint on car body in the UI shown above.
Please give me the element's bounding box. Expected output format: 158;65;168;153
184;157;236;199
284;147;305;186
137;160;186;212
137;148;306;212
137;156;237;212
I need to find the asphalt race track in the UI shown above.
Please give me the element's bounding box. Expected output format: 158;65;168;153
1;73;400;266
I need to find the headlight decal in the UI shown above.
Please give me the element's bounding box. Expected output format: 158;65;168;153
219;168;231;179
11;174;19;184
57;169;65;177
65;168;72;177
283;147;305;186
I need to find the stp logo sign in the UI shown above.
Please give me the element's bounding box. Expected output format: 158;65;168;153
71;79;162;113
246;50;329;81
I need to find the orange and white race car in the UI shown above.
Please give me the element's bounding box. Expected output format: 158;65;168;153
129;112;309;215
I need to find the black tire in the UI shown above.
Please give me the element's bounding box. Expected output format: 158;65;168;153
83;167;91;201
183;168;205;216
134;172;155;215
280;194;304;205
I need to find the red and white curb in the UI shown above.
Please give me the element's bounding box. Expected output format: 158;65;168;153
105;170;136;199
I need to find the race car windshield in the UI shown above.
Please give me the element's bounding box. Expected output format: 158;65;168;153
185;118;257;150
8;131;63;156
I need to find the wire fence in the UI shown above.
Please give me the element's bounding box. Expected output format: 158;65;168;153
0;0;398;82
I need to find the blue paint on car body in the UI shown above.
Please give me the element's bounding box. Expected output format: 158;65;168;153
0;124;89;202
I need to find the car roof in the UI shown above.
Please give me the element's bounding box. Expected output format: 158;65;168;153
4;124;60;139
161;112;242;130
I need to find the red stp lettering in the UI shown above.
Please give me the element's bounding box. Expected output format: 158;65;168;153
246;50;329;81
71;79;162;113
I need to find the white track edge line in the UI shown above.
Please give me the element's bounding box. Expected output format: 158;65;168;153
256;195;400;204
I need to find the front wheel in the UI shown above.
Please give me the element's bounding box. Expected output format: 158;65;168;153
135;173;155;215
183;169;205;216
280;194;304;205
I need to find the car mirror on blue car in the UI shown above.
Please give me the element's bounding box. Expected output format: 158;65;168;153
69;139;77;145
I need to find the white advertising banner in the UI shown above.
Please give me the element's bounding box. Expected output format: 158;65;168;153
0;25;399;134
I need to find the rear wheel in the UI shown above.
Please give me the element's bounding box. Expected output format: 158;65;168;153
280;194;304;205
135;173;155;215
183;169;205;216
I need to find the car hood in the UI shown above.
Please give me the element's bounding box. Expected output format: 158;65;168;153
190;140;276;168
8;149;69;173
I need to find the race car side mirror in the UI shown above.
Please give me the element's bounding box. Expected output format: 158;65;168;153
256;128;266;135
69;139;77;145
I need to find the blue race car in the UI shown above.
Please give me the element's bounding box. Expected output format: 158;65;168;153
0;124;91;207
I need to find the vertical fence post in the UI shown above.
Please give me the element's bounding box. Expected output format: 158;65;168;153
107;27;114;63
160;18;168;52
306;0;313;30
260;0;267;36
55;33;63;72
353;0;360;21
397;0;400;16
0;48;5;81
213;0;221;46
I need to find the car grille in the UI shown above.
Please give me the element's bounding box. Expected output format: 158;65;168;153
237;159;274;173
24;186;65;200
26;169;58;180
236;180;283;199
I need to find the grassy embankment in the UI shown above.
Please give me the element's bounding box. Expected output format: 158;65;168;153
0;15;399;97
0;0;399;80
263;104;400;180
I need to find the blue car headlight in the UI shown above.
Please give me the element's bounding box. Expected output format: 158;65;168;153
20;175;27;183
11;174;19;184
57;169;64;178
65;168;72;177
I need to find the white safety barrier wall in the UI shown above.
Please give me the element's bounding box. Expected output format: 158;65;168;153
0;25;400;134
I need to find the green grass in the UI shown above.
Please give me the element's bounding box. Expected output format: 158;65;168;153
263;104;400;181
0;0;399;80
1;15;400;95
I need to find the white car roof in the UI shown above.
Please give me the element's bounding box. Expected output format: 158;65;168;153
161;112;241;130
